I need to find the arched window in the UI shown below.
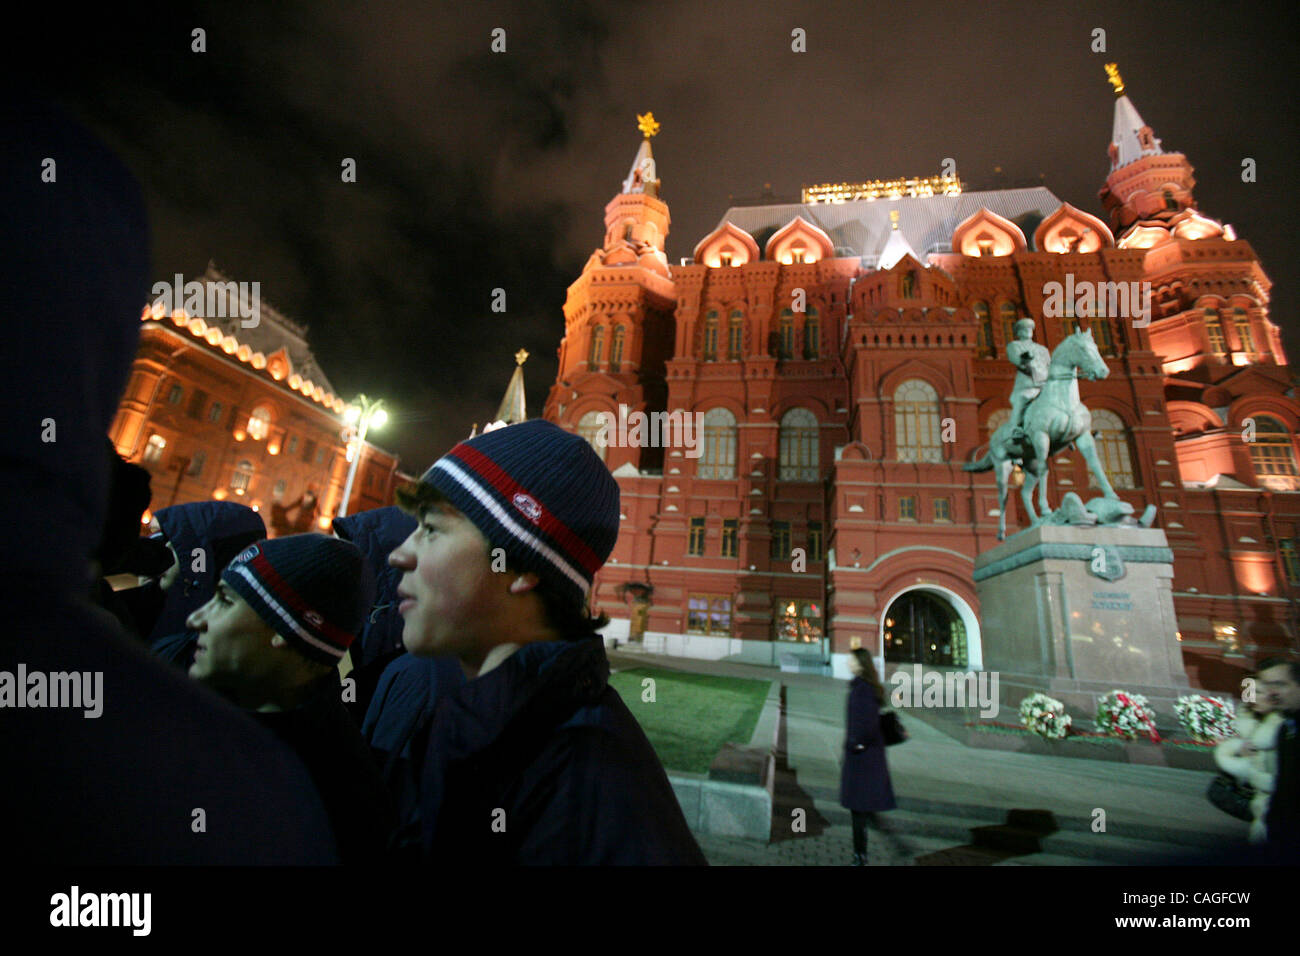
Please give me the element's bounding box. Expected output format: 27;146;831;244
778;310;794;359
230;459;254;495
577;410;609;462
778;407;819;481
702;311;718;361
803;308;820;359
247;406;272;441
1204;309;1226;353
610;326;625;370
1234;309;1255;353
698;407;737;479
589;326;604;367
987;408;1012;437
1000;302;1018;349
143;434;166;464
973;301;994;357
894;379;943;463
727;311;744;360
1163;189;1177;211
1247;415;1298;480
1089;409;1135;489
1090;317;1116;356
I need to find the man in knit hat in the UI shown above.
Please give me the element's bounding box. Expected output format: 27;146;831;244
387;419;706;864
186;532;395;862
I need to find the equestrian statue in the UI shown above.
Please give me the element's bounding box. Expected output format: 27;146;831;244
964;318;1154;540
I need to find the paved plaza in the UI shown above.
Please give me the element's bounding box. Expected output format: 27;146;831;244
609;648;1251;866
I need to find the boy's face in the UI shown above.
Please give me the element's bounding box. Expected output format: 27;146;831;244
389;503;508;659
1260;665;1300;712
186;580;279;695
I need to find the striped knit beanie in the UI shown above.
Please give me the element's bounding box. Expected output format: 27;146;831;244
420;419;620;612
221;533;367;666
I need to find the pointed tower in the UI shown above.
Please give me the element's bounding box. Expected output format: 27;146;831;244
494;349;529;424
876;209;920;270
1098;63;1197;235
545;113;676;472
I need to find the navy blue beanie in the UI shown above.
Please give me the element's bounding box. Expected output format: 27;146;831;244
418;420;620;612
222;534;367;666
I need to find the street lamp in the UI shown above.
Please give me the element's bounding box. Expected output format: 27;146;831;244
338;394;387;518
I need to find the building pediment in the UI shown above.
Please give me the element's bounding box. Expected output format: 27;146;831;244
951;207;1027;258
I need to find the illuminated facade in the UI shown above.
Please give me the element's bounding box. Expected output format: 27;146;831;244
547;86;1299;693
111;265;403;533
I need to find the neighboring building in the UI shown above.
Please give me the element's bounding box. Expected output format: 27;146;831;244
111;264;402;533
545;83;1299;693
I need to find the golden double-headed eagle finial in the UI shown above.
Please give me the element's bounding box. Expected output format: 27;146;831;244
514;348;529;366
636;111;661;139
1104;63;1125;95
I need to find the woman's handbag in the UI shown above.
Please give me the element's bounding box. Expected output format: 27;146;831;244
1206;772;1254;821
880;709;907;746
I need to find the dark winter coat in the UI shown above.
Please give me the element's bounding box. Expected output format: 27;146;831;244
332;507;413;722
148;500;266;642
255;674;397;864
0;100;337;864
420;638;707;865
362;652;465;851
839;677;897;813
151;628;199;670
1266;711;1300;858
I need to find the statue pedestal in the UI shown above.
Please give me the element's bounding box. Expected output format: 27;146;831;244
974;524;1193;728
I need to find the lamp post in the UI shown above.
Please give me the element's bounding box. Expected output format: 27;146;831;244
338;394;387;519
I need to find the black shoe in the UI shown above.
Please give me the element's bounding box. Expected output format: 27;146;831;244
851;853;866;866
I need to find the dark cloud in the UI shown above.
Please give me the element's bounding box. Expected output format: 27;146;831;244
20;0;1299;470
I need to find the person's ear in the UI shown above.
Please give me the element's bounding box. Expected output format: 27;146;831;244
508;571;542;595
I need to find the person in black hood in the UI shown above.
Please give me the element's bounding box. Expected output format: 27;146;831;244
148;500;267;641
144;500;266;668
388;420;706;865
0;97;337;864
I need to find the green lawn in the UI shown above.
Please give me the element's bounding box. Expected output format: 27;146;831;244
608;666;771;773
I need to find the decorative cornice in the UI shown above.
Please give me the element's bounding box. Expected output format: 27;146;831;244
974;541;1174;581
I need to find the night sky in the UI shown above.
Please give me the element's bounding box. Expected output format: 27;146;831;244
23;0;1299;472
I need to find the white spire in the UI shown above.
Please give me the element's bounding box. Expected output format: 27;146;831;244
877;221;919;271
1110;94;1164;169
621;138;658;196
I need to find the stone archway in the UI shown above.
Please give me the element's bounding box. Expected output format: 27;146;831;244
878;584;984;672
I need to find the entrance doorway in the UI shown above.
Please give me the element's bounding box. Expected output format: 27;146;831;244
882;591;969;667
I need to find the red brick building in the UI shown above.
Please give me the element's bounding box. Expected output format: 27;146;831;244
546;88;1299;693
111;265;403;533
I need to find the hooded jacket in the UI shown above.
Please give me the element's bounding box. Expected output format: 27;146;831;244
148;500;266;642
420;637;706;865
333;506;414;723
0;99;336;864
363;651;465;850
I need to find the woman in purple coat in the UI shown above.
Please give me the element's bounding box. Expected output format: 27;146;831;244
839;648;897;865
